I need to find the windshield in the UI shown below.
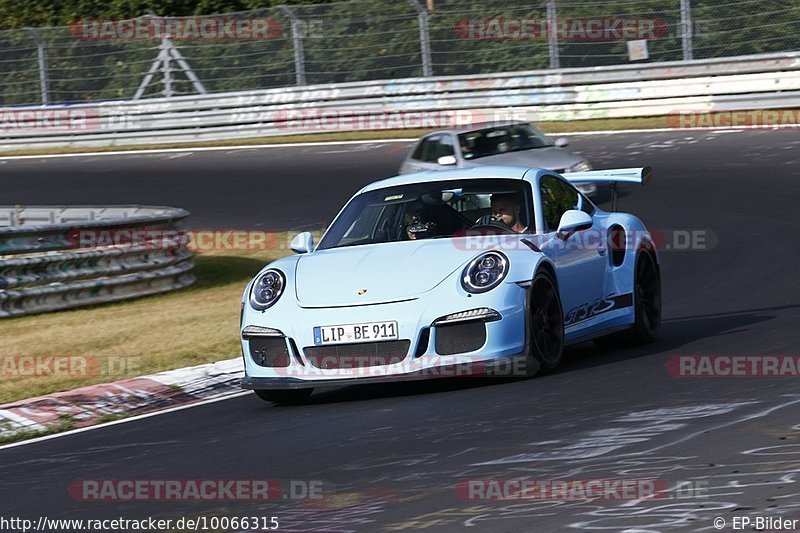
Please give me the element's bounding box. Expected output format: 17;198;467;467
317;179;533;250
458;124;552;160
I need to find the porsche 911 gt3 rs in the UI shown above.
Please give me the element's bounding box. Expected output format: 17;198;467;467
240;166;660;403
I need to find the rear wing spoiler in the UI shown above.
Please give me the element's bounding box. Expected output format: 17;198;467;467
563;167;652;210
563;167;652;185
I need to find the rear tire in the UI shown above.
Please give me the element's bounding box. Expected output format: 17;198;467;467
254;389;313;405
526;271;565;376
595;249;661;348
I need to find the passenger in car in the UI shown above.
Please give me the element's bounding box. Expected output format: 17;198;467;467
490;194;529;233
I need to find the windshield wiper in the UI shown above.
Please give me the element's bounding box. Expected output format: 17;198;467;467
329;240;374;249
508;144;550;153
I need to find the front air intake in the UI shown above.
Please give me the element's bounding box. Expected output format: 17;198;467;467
249;337;291;367
304;341;410;369
435;321;487;355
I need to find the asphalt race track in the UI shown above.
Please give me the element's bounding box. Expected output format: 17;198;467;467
2;129;800;531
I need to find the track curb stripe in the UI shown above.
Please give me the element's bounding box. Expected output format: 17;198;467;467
0;357;242;445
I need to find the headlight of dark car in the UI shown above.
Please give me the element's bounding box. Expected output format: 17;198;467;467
249;269;285;311
462;252;509;293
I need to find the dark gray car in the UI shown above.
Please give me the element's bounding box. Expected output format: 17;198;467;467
399;121;597;196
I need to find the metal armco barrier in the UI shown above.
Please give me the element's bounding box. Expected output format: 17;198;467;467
0;206;195;317
0;51;798;151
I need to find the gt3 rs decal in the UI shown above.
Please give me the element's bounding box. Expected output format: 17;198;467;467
564;293;633;326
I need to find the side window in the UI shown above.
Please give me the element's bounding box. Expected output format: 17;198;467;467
540;175;580;232
420;135;442;163
438;135;455;158
411;139;425;161
579;193;596;216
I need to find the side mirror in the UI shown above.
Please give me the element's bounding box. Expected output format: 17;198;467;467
290;231;314;254
556;210;592;238
554;137;569;148
437;155;457;166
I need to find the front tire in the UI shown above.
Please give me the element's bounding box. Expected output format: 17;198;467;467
254;389;313;405
526;271;565;376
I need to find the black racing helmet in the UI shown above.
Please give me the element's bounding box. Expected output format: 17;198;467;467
404;203;438;239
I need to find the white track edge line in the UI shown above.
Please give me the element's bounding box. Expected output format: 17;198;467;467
0;390;250;451
0;139;418;161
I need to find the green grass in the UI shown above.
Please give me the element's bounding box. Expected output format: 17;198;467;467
0;247;289;404
4;109;781;157
0;418;76;445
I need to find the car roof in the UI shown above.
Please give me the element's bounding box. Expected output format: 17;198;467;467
416;120;530;137
360;166;545;193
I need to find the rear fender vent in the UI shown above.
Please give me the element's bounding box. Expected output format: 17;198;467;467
608;225;626;268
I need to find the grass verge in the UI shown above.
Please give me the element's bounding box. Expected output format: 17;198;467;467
0;246;291;405
3;110;794;157
0;417;76;445
0;115;679;157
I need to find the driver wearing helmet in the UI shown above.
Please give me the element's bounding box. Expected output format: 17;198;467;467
404;206;438;240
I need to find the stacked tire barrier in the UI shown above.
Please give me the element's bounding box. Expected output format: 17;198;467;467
0;51;798;151
0;206;195;317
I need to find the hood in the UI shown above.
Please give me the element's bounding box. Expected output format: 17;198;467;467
295;239;473;307
464;146;582;171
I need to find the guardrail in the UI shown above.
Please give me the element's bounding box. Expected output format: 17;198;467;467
0;51;798;151
0;206;195;317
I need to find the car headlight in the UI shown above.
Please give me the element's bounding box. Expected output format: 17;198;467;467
564;160;592;173
462;252;509;293
249;269;285;311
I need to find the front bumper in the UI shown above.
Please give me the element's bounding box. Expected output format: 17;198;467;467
242;353;528;390
240;283;529;388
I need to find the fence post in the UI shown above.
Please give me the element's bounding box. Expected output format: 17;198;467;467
24;28;50;105
680;0;694;61
134;16;207;99
546;0;560;69
160;36;174;97
277;5;307;86
407;0;433;77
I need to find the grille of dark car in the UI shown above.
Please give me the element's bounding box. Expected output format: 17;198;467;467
304;341;410;369
435;321;487;355
249;337;291;367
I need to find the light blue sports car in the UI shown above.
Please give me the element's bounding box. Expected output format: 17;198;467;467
240;166;660;403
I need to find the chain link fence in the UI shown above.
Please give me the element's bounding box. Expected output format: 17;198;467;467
0;0;797;106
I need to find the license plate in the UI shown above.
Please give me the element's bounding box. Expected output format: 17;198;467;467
313;321;398;346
